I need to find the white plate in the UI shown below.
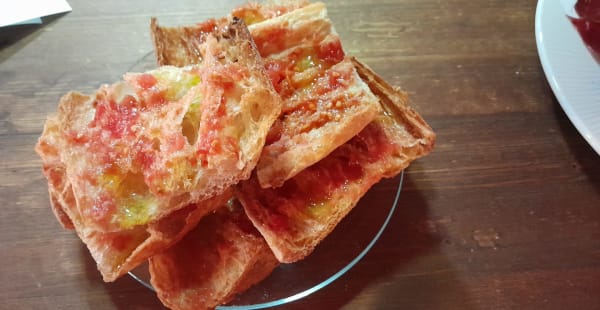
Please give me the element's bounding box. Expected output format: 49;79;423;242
535;0;600;156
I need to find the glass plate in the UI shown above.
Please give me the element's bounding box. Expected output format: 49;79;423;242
128;174;403;309
126;51;404;308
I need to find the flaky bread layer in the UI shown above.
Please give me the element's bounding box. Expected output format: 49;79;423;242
150;4;382;190
351;57;436;168
238;58;435;263
37;18;281;233
149;202;279;310
256;58;381;188
38;115;232;281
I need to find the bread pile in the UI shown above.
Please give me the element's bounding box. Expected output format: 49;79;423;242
36;1;435;309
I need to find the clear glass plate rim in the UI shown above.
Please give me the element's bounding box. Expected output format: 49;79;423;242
128;171;404;309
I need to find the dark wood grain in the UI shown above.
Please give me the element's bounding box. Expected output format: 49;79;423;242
1;0;599;309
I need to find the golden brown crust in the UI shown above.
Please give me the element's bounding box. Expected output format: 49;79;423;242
151;17;205;67
151;16;272;77
37;0;437;299
151;17;258;67
149;201;279;310
36;18;280;281
95;193;230;282
37;117;232;281
255;58;381;188
237;156;373;263
150;16;282;198
351;57;436;165
38;18;281;233
150;4;383;189
237;58;435;263
49;167;230;282
246;3;384;188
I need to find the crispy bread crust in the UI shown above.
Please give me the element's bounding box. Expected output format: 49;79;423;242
255;58;381;188
37;18;281;233
37;114;232;281
351;57;436;166
149;202;279;310
151;17;206;67
246;3;383;187
150;4;382;189
37;0;436;299
36;18;280;280
237;58;435;263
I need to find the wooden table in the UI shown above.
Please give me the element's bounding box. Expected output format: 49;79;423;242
2;0;599;309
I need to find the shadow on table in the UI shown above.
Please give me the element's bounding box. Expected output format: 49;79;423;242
280;171;477;310
77;168;475;309
0;13;67;64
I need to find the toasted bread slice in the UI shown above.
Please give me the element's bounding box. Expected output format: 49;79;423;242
149;200;279;310
37;115;232;281
237;57;435;263
36;18;281;232
151;2;382;188
255;58;381;188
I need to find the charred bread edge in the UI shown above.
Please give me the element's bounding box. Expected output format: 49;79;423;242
351;57;436;153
